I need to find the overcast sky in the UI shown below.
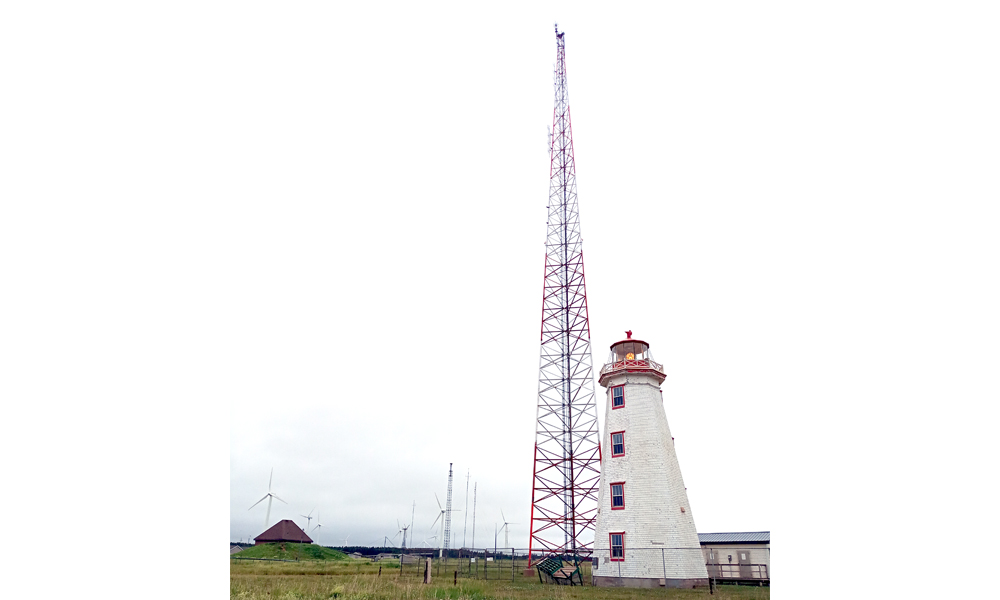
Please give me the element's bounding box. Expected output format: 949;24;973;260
4;1;999;596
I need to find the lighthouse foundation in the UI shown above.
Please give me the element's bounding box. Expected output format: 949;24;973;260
593;576;709;589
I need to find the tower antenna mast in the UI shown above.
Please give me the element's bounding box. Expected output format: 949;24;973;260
462;469;470;548
444;463;454;552
528;25;602;564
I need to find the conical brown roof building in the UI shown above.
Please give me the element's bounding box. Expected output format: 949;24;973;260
254;519;313;545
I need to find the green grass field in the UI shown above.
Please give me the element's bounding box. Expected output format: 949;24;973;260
231;555;770;600
235;543;348;561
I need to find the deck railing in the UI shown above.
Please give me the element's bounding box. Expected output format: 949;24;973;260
706;563;769;579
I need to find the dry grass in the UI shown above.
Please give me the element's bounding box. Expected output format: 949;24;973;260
231;558;770;600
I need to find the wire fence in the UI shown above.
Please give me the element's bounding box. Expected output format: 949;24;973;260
371;548;562;583
357;545;768;586
591;546;769;586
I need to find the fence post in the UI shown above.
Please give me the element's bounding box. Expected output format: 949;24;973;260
661;548;666;583
512;548;515;581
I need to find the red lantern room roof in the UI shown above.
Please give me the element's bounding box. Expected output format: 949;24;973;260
609;338;648;350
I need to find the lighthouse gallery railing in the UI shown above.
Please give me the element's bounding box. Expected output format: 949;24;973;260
599;359;665;378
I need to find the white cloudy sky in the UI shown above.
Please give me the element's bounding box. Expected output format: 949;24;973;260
4;1;999;596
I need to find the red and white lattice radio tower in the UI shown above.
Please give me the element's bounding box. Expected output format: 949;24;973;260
528;25;602;562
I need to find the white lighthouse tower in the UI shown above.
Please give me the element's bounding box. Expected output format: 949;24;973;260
592;332;709;588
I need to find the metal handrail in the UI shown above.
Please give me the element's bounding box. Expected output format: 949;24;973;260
599;358;665;377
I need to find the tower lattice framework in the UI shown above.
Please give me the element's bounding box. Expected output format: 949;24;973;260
444;463;454;550
528;26;601;562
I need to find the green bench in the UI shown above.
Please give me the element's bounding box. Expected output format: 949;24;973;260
536;556;582;586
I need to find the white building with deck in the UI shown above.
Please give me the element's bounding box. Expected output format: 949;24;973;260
699;531;770;584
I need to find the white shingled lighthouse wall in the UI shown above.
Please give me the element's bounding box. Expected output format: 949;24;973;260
592;334;709;588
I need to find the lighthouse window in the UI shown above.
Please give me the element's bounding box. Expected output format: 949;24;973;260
611;432;625;457
610;533;625;560
610;482;625;509
612;386;624;409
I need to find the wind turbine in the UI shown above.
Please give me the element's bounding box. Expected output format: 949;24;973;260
342;534;351;546
499;509;518;548
431;493;460;558
396;520;409;549
311;512;323;537
300;508;315;534
248;468;287;530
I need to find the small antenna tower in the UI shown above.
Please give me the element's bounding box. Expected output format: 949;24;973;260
471;482;477;548
462;469;470;548
444;463;454;550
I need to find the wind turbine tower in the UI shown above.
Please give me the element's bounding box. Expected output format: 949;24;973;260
248;468;287;530
397;520;409;550
312;512;324;537
500;510;518;549
528;25;602;563
300;508;315;534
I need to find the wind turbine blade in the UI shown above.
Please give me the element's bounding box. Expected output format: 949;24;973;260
434;493;442;511
272;495;287;504
501;509;506;523
248;495;268;510
269;468;273;492
431;513;442;529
